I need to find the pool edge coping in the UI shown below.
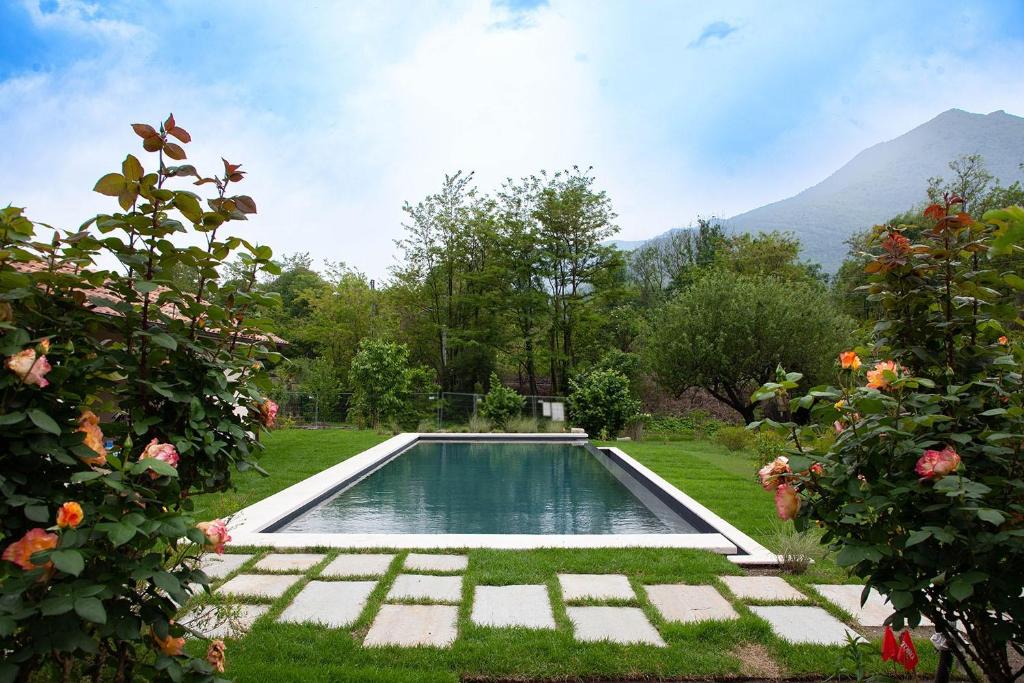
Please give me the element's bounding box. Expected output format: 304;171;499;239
226;433;779;564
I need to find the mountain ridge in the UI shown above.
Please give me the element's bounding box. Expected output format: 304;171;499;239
619;109;1024;271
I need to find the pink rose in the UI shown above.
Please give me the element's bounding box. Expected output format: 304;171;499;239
139;439;179;479
758;456;790;491
196;519;231;554
915;446;960;481
259;399;279;428
775;484;800;520
5;348;52;388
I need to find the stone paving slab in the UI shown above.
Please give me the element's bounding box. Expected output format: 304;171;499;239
812;584;933;627
558;574;635;601
321;553;396;578
364;604;459;647
645;584;739;623
750;605;863;645
278;580;376;628
387;574;463;603
471;585;556;629
720;575;805;601
253;553;326;572
566;606;666;646
404;553;468;573
217;573;303;599
180;604;269;639
200;553;253;580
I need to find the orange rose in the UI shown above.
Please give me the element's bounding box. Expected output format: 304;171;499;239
775;484;800;520
152;625;185;656
2;528;58;572
56;502;84;529
5;348;52;388
757;456;791;491
998;336;1008;346
839;351;861;370
866;360;901;390
76;411;108;466
207;639;226;673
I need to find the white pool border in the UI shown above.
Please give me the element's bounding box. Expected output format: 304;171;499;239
227;433;779;565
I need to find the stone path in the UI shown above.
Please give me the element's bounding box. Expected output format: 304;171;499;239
471;585;556;629
558;573;635;601
404;553;468;572
720;575;806;601
387;574;463;603
812;584;933;627
200;553;252;579
278;581;377;628
254;553;326;572
645;584;738;624
322;553;395;578
364;604;460;647
750;605;863;645
217;573;303;599
181;603;270;638
567;607;666;646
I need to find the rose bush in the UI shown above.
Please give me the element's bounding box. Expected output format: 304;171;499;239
751;198;1024;683
1;115;280;682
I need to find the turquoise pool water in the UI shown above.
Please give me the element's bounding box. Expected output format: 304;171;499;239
276;441;699;534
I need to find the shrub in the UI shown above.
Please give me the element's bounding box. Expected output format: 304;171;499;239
349;340;436;428
715;425;752;451
0;117;279;681
467;414;492;433
752;430;787;466
567;369;641;439
768;519;828;574
753;202;1024;683
478;373;524;430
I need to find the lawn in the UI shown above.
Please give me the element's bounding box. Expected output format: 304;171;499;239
187;429;935;681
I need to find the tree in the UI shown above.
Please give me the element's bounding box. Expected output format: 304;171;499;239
567;369;640;438
348;339;421;427
478;372;525;430
648;270;853;421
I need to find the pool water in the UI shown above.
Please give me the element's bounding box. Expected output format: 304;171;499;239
276;441;699;534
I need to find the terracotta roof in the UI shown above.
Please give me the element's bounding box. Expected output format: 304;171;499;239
12;260;287;346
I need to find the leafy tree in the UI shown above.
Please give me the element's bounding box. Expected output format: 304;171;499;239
478;372;525;430
716;230;826;284
753;200;1024;683
348;339;431;427
567;369;640;438
648;270;853;421
0;116;279;681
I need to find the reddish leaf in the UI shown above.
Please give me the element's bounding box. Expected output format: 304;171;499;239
222;158;242;175
168;126;191;143
143;136;163;152
955;211;973;225
233;195;257;214
923;204;945;221
93;173;126;197
193;177;219;186
132;123;158;139
164;113;175;131
228;172;245;183
163;142;187;161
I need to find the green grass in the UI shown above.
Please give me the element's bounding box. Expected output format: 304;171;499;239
185;430;935;681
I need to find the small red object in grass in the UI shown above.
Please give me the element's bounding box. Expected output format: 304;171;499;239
896;630;919;671
882;625;898;661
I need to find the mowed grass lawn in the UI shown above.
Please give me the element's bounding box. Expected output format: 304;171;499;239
187;430;936;682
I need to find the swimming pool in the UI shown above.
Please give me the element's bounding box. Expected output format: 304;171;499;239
228;433;777;564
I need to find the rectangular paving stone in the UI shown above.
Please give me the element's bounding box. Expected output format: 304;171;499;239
558;574;635;601
217;573;302;599
471;585;556;629
812;584;932;627
200;553;253;580
645;584;739;623
363;604;459;647
321;553;395;578
387;574;463;603
750;605;863;645
566;606;666;646
278;580;376;628
253;553;326;572
180;604;269;639
403;553;468;572
720;575;805;601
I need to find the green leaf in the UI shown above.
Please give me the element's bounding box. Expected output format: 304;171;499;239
0;411;26;425
39;594;75;616
28;409;62;435
122;154;144;182
25;504;49;522
905;530;931;547
74;597;107;624
150;333;178;350
108;522;136;547
976;508;1005;525
70;471;103;483
947;578;974;601
93;173;126;197
51;549;85;576
173;192;203;223
135;280;160;293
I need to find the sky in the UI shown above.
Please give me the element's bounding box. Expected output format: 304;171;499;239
3;0;1024;278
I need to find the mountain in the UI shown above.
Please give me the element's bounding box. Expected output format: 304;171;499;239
626;109;1024;272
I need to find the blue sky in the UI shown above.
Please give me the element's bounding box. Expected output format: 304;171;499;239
3;0;1024;276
